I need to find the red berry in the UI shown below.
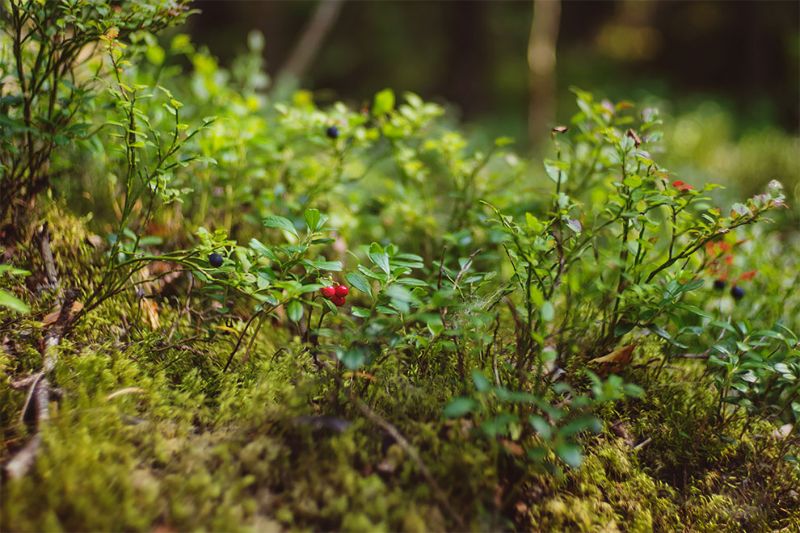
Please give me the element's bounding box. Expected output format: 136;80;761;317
331;295;346;307
334;285;349;297
321;286;336;299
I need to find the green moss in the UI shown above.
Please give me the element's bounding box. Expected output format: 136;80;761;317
523;440;681;532
3;207;798;532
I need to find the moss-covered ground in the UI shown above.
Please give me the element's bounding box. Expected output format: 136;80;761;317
1;207;797;532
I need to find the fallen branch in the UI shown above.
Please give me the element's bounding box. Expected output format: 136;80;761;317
4;225;72;479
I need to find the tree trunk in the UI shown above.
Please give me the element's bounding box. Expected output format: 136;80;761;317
528;0;561;149
275;0;346;91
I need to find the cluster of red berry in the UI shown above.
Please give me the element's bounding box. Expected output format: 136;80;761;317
320;284;349;306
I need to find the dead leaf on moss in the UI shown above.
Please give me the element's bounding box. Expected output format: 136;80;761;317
589;343;636;374
42;300;83;327
501;439;524;456
139;298;160;329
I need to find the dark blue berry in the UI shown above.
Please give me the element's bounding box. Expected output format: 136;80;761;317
208;252;224;268
731;286;745;300
713;279;726;291
325;125;339;139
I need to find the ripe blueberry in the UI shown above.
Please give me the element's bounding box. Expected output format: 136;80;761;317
208;252;224;268
713;279;726;291
325;125;339;139
334;285;349;297
331;295;346;307
321;286;336;299
731;286;745;300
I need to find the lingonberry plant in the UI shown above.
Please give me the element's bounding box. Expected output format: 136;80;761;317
1;11;798;531
0;0;193;222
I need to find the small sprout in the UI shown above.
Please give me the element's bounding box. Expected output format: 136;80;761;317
208;252;224;268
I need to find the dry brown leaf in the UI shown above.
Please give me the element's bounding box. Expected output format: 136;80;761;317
42;301;83;327
773;424;794;439
500;439;524;457
590;343;636;365
139;298;160;329
85;234;104;248
589;343;636;375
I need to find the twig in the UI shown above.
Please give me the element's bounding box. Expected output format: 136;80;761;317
38;222;59;295
483;313;501;386
675;353;710;360
166;272;192;342
351;397;466;530
4;225;70;479
4;434;43;479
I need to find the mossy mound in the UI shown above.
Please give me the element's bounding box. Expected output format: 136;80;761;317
2;209;798;532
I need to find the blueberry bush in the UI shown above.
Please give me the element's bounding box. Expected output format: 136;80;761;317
1;4;798;532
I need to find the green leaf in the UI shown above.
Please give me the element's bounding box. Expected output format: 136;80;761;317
304;209;322;231
556;443;583;468
471;369;491;392
358;264;386;281
305;259;343;271
0;265;31;276
559;415;601;438
249;238;276;260
287;300;304;322
351;306;371;318
526;212;544;233
368;243;390;275
0;290;29;314
540;301;555;322
529;415;552;440
345;271;372;298
340;346;368;370
544;159;569;184
263;215;298;237
480;413;517;438
527;446;548;462
443;397;477;418
372;88;395;116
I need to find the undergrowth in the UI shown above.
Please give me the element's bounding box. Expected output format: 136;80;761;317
1;2;798;532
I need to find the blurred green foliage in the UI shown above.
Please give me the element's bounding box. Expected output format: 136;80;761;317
1;4;799;532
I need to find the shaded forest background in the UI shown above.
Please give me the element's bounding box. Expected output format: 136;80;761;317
187;0;800;144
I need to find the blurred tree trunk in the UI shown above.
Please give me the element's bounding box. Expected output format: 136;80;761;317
275;0;345;91
443;2;489;117
528;0;561;149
